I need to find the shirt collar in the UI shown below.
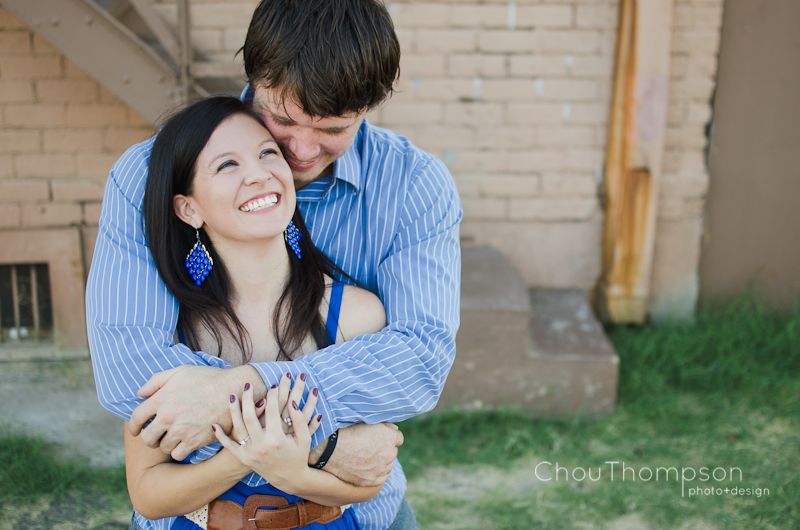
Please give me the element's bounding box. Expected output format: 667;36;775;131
330;120;365;192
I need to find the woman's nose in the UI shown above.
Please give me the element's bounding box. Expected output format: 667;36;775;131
243;164;273;185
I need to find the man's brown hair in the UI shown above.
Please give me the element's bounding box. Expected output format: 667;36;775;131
242;0;401;117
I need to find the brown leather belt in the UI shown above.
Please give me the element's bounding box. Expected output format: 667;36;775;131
206;494;342;530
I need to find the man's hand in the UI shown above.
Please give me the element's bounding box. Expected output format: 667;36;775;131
309;423;403;487
129;365;263;460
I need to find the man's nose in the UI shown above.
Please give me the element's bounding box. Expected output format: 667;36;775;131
285;131;320;162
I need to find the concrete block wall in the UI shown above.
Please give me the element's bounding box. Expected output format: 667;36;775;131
380;0;615;291
151;0;614;289
0;7;153;243
0;0;724;322
148;0;723;316
651;0;723;319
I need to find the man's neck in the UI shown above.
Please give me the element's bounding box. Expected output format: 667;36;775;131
294;163;334;190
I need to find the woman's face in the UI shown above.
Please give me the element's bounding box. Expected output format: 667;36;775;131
175;113;295;245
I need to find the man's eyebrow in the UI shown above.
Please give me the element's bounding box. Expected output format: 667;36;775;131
257;101;354;131
271;113;296;124
319;120;359;133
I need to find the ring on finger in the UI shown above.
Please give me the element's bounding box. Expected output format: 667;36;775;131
238;436;250;446
283;416;293;427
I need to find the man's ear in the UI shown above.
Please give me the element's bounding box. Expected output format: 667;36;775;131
173;194;202;229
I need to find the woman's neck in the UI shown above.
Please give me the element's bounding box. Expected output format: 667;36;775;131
210;234;291;307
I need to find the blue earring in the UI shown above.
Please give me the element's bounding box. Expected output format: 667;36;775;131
185;228;213;286
285;221;302;260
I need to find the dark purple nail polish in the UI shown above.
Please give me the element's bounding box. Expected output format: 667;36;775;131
255;398;265;407
285;371;291;379
244;382;251;391
312;387;318;396
317;414;322;422
300;372;306;382
212;425;217;432
291;400;298;410
270;384;278;389
229;394;236;403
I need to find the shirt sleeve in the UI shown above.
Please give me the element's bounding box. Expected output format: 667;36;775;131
252;155;463;434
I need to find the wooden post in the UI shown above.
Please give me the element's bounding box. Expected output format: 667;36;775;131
595;0;673;324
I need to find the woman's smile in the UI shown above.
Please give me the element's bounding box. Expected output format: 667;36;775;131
239;192;282;213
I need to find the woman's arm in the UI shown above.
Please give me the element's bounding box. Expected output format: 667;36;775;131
286;466;382;506
123;396;268;520
124;423;251;520
213;385;382;507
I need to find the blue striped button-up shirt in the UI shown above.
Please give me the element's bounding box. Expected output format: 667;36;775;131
86;118;463;530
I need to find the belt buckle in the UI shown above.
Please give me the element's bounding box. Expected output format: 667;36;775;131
243;495;289;530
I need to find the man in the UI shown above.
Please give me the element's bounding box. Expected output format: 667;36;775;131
86;1;462;528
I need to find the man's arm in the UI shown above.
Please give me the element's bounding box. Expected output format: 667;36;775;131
133;155;461;468
93;143;460;468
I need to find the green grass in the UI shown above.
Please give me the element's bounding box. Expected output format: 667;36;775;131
612;295;800;409
0;429;125;503
0;427;131;529
1;296;798;529
400;297;800;529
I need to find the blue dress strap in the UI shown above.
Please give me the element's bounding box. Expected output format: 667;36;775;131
325;281;345;347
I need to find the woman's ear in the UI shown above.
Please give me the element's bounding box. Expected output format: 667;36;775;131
173;194;203;229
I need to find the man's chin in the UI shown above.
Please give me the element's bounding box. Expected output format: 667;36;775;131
292;169;320;188
292;164;332;187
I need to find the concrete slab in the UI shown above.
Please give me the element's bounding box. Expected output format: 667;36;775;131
441;246;618;415
441;246;532;408
524;289;619;415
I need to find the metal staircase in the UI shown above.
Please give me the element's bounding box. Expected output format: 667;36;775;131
1;0;243;123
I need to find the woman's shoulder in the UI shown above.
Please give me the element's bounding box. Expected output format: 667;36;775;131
328;281;387;342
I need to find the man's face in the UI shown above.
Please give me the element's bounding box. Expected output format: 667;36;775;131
252;86;365;187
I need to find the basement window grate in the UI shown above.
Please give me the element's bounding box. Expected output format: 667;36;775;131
0;264;53;343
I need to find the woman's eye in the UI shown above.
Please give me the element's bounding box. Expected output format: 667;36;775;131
216;159;237;172
259;148;278;158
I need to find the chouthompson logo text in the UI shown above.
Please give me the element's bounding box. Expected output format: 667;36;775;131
533;461;768;498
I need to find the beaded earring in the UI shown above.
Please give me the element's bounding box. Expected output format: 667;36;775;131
184;228;213;286
285;220;302;260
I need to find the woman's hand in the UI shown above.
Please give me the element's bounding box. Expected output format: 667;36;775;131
212;381;322;492
226;382;267;445
275;372;318;435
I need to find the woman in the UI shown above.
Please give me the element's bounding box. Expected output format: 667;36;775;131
126;96;388;529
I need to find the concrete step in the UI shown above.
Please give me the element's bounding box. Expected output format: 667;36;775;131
524;289;619;415
441;245;619;415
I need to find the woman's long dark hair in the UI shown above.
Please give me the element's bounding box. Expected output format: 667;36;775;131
143;96;344;362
